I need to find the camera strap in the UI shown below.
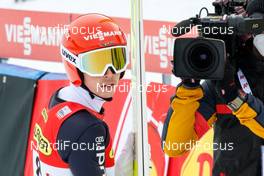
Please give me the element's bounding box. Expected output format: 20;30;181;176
237;69;253;95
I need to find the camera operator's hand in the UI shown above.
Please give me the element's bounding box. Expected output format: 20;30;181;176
214;0;229;6
214;61;239;103
181;79;201;89
234;6;247;16
214;0;248;17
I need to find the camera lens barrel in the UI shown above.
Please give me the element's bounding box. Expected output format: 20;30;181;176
184;39;220;76
173;37;225;80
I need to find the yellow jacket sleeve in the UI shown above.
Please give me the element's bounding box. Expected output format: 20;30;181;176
233;100;264;138
162;86;204;157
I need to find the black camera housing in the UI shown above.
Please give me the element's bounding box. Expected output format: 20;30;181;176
173;37;226;80
171;0;264;80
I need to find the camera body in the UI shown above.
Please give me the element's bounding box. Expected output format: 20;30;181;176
172;0;264;80
173;37;226;79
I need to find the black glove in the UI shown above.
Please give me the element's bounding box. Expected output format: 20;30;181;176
214;60;240;103
181;79;201;89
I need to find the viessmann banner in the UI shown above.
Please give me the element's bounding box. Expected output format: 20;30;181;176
0;8;175;74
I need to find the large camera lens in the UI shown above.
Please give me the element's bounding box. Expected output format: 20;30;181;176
173;37;225;80
187;44;216;73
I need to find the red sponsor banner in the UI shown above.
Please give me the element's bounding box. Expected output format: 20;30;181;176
0;9;70;61
0;8;176;74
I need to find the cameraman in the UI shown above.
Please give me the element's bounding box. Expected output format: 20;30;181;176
162;0;264;175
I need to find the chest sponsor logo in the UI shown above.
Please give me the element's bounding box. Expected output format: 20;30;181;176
41;108;48;123
56;106;72;119
33;124;52;156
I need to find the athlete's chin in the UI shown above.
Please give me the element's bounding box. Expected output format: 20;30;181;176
97;91;115;99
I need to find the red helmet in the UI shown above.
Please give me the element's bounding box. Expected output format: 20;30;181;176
61;13;128;86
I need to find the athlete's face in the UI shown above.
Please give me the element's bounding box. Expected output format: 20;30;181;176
84;68;121;99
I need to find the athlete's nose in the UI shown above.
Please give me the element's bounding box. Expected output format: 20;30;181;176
104;67;115;78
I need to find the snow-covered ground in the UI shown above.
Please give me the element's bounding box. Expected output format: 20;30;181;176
0;0;213;85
